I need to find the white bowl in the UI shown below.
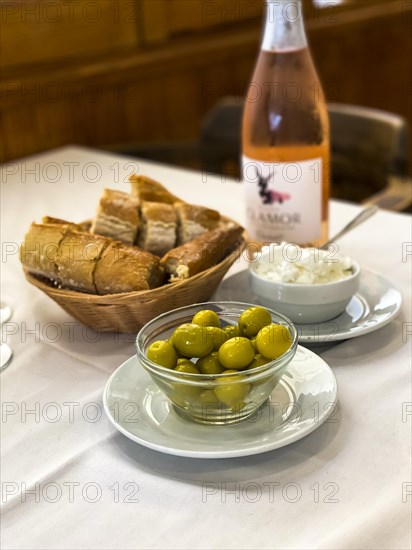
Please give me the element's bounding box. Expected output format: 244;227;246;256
250;258;361;324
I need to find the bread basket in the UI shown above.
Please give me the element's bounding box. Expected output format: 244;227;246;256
24;237;246;333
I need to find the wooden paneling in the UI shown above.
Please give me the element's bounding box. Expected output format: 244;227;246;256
306;1;412;130
139;0;263;44
0;27;259;161
0;0;140;69
166;0;263;34
0;0;411;170
139;0;169;44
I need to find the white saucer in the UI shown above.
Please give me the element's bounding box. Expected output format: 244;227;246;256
103;347;338;459
214;269;402;343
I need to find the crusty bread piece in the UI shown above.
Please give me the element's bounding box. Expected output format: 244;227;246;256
161;223;243;280
94;241;164;295
175;203;221;244
56;232;108;293
129;174;182;205
42;216;77;227
42;216;92;233
91;189;140;244
137;201;177;256
20;222;71;282
21;222;164;294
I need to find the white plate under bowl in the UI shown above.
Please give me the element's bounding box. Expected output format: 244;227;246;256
214;269;402;343
103;347;338;459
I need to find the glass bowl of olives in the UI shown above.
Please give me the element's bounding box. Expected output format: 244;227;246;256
136;302;298;425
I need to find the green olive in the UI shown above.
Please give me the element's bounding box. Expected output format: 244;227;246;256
247;354;270;370
155;379;187;408
239;306;272;338
176;358;196;367
198;389;220;406
197;352;225;375
170;362;200;405
146;340;178;369
256;324;293;359
222;324;241;338
218;337;255;370
192;309;220;328
175;362;200;374
214;370;250;407
204;326;230;351
169;384;199;406
172;323;214;358
250;337;257;351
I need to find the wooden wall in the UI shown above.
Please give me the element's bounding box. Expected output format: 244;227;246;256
1;0;411;166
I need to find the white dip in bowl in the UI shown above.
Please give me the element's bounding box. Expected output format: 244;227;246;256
250;243;360;324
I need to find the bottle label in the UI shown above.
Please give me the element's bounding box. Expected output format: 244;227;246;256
242;156;322;243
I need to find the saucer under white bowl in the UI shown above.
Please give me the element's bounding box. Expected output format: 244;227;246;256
103;346;338;459
214;269;402;343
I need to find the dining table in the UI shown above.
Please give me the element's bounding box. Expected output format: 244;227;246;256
1;145;411;550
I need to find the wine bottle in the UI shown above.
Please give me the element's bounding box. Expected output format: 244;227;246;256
242;0;329;245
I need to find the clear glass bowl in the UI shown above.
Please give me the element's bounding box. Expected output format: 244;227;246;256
136;301;298;425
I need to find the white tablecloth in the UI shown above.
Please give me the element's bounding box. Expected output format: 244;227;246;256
1;146;411;550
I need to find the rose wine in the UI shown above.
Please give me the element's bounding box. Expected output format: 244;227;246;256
242;0;329;245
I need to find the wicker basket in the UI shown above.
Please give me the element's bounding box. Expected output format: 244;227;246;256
24;238;246;333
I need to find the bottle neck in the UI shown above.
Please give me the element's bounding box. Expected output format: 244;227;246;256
262;0;307;52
